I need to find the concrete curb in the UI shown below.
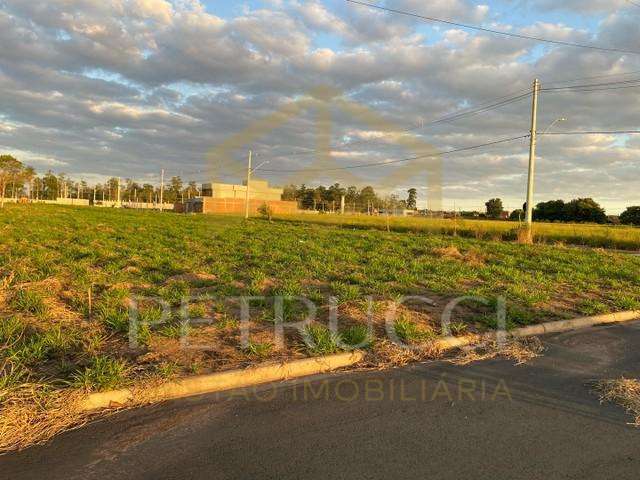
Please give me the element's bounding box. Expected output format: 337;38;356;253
81;351;365;411
81;310;640;412
435;310;640;350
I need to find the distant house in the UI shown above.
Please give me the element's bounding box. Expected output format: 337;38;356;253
201;179;283;202
182;179;297;215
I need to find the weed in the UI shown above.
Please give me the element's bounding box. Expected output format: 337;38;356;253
579;299;610;316
158;322;190;339
161;281;190;306
394;318;433;344
330;281;361;303
244;341;273;358
0;316;25;344
155;362;181;379
302;324;341;355
70;356;129;392
340;325;373;349
449;321;468;336
216;316;239;330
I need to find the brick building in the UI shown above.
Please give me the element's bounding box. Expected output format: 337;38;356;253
181;179;298;215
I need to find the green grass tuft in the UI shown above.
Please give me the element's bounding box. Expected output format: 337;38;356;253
71;356;129;392
11;289;48;317
302;324;341;355
340;325;373;348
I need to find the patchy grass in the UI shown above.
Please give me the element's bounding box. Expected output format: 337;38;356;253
0;203;639;451
597;378;640;426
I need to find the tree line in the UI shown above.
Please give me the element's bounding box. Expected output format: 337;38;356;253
484;197;640;225
282;184;418;212
0;155;200;204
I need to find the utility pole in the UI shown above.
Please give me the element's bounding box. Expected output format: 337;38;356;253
244;150;252;219
93;187;96;205
340;195;345;215
525;78;540;231
159;169;165;212
116;177;121;207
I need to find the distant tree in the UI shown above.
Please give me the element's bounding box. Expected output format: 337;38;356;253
168;176;183;203
141;183;155;203
534;200;566;222
345;185;358;204
281;184;297;201
327;183;346;206
563;198;607;224
0;155;23;207
21;166;35;199
42;171;58;200
406;188;417;210
184;181;199;199
485;198;503;219
620;206;640;226
509;209;524;221
359;186;377;212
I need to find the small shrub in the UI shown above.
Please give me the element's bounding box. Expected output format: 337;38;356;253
258;203;274;221
71;356;129;392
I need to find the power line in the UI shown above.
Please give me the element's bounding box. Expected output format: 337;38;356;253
256;90;532;160
539;130;640;135
261;134;530;173
346;0;640;55
542;69;640;87
540;77;640;91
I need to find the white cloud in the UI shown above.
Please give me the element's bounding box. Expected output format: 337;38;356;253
0;0;638;212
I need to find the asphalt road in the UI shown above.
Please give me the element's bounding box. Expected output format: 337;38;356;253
3;322;640;479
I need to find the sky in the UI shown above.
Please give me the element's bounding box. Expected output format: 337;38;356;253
0;0;639;212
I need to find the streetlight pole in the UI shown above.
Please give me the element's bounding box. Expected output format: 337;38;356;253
244;150;252;220
159;169;164;212
244;153;270;220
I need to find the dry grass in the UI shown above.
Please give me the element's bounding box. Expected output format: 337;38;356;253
596;378;640;426
433;246;486;266
0;385;90;453
361;339;442;369
449;337;544;366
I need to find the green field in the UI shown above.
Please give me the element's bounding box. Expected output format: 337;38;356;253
1;204;639;448
275;213;640;251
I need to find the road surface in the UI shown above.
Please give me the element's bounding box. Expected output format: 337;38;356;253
2;321;640;479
